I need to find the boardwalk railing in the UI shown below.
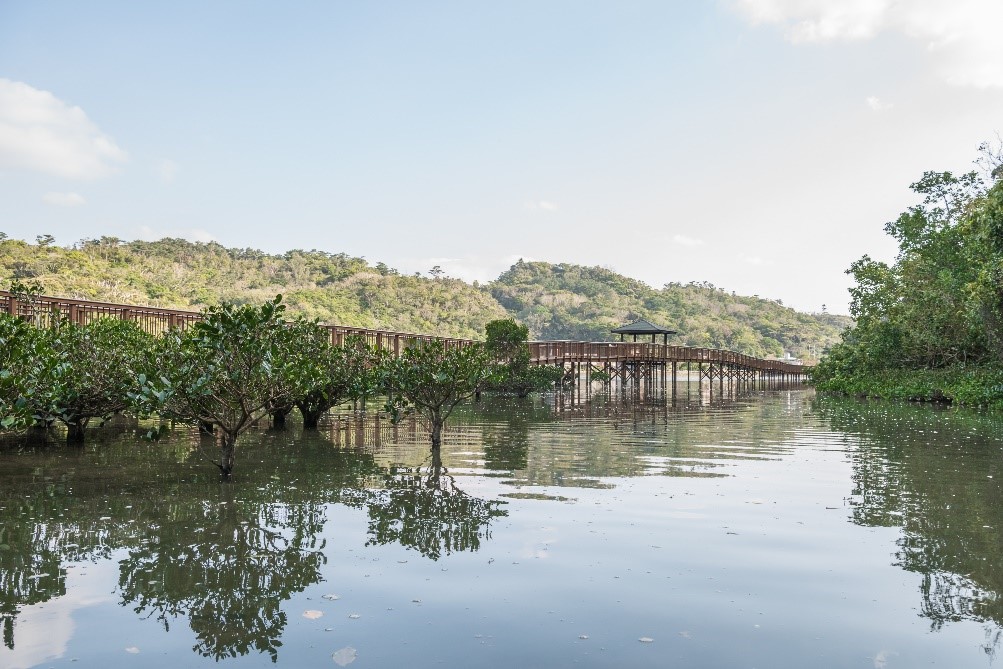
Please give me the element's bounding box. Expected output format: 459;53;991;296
529;341;807;375
0;291;475;352
1;291;807;374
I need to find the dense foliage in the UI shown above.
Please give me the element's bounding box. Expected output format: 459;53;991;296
813;159;1003;407
483;318;564;396
0;315;152;440
0;300;524;466
0;235;847;359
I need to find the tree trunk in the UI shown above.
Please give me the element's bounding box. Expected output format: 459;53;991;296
430;413;443;449
219;433;237;479
66;419;87;443
271;410;287;428
301;408;323;429
297;400;327;429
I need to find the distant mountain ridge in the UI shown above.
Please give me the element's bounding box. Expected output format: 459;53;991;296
0;236;850;360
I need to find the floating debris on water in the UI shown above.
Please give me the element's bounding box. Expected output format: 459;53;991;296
332;646;357;666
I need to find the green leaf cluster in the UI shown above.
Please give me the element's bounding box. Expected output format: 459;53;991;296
0;314;152;439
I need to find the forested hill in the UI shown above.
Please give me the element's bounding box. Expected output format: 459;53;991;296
492;260;850;359
0;237;508;339
0;236;849;359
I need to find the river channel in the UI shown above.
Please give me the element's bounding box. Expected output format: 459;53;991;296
1;387;1001;668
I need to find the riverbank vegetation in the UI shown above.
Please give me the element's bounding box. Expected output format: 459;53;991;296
813;145;1003;407
0;299;558;476
0;235;847;360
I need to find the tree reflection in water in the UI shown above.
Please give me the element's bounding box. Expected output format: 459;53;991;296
816;396;1003;658
117;485;328;661
0;422;507;661
365;448;508;560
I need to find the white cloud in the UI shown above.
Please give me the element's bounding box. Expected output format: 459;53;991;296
42;191;86;207
730;0;1003;87
137;225;214;243
865;96;892;111
0;79;128;179
158;159;178;184
525;200;558;211
672;234;705;247
742;255;770;266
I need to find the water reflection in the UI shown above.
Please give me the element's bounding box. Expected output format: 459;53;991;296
460;390;803;488
118;486;328;661
0;421;504;661
3;393;1003;666
363;449;508;560
816;396;1003;650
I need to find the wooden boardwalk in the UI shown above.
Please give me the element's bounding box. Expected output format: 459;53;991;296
1;291;809;385
530;340;808;389
0;290;473;352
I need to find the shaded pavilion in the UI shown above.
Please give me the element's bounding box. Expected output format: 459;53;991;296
611;319;677;344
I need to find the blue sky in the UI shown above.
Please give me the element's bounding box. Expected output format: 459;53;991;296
2;1;1001;314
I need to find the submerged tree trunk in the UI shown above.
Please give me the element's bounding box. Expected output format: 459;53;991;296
219;433;237;479
302;409;323;429
296;400;327;430
268;400;294;429
66;418;88;443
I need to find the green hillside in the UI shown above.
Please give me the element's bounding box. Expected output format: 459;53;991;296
491;260;851;360
0;236;507;339
0;236;849;358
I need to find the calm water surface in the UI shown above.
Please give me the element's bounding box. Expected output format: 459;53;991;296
2;388;1002;668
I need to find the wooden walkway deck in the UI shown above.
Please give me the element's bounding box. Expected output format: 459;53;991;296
1;291;809;383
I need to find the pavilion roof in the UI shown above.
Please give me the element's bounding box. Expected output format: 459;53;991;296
610;319;677;336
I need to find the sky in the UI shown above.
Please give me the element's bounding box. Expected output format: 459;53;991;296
1;1;1002;315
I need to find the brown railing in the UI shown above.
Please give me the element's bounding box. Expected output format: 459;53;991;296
0;291;475;353
528;341;807;375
